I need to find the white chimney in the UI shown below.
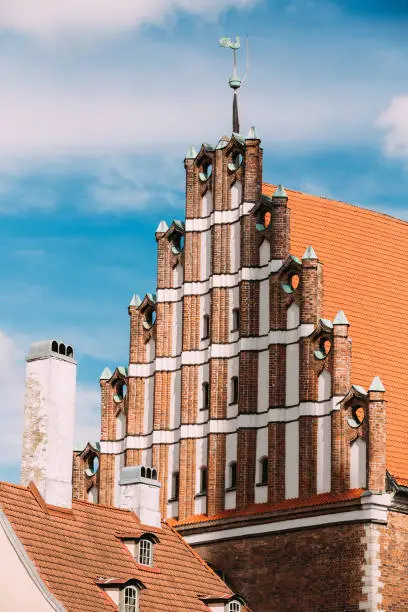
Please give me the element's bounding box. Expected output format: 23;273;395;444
21;340;77;508
119;466;161;528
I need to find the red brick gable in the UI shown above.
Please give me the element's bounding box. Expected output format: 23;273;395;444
263;183;408;481
0;482;235;611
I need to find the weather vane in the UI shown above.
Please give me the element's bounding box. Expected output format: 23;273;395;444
219;36;248;134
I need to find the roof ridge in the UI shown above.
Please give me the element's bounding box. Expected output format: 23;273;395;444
262;182;408;227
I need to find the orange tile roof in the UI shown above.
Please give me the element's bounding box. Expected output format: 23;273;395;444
172;489;364;527
263;183;408;480
0;482;235;611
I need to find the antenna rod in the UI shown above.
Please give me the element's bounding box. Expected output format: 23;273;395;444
219;36;242;134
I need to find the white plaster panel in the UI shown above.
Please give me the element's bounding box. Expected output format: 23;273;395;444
173;263;183;288
257;350;269;414
317;415;332;494
116;411;126;440
224;490;237;510
201;229;211;281
195;436;208;515
202;191;213;217
22;356;76;509
145;338;155;363
259;240;271;266
198;362;210;422
286;343;299;407
318;369;332;402
255;428;268;503
230;221;241;273
231;180;242;209
0;522;54;611
141;448;152;465
350;437;367;489
87;486;98;503
285;421;299;499
167;442;180;518
114;452;125;506
157;287;182;302
175;299;183;357
169;370;181;429
287;302;300;330
225;432;237;501
144;377;154;434
259;279;270;335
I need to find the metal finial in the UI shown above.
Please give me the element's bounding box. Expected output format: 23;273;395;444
219;36;245;134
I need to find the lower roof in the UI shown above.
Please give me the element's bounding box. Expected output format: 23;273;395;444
263;183;408;480
0;482;233;612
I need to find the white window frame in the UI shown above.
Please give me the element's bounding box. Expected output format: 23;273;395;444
138;538;153;566
120;585;139;612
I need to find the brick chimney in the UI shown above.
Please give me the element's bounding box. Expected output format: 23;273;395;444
21;339;77;508
119;466;161;528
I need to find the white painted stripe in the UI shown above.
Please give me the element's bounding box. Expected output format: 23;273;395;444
99;397;345;453
285;421;299;499
156;262;285;302
183;498;391;545
184;202;255;233
128;324;316;378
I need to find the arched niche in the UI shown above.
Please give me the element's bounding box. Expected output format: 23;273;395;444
318;369;332;402
350;437;367;489
286;302;300;330
202;191;213;217
259;240;270;266
230;181;242;209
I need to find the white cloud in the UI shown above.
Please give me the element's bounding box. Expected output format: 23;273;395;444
0;329;100;472
0;0;257;37
378;95;408;159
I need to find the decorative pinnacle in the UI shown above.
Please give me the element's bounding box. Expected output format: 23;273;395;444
129;293;142;307
272;185;287;199
302;245;318;260
100;367;112;380
369;376;386;393
156;220;168;234
219;35;244;134
333;310;349;325
247;126;258;139
185;146;197;160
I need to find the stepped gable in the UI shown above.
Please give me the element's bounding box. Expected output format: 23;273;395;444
263;182;408;480
0;482;237;612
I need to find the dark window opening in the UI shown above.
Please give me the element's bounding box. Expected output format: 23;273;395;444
232;308;240;332
231;376;239;405
170;471;180;501
228;461;237;490
199;466;207;495
202;382;210;409
202;314;210;340
259;456;268;486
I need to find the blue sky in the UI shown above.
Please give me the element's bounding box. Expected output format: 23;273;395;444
1;0;408;483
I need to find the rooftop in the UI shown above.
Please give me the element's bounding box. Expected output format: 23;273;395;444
0;482;235;611
263;183;408;480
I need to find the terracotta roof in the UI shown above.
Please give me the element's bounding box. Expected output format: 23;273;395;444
263;183;408;480
171;489;364;527
0;482;235;611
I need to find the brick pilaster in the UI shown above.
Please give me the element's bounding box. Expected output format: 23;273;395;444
179;438;196;520
236;428;257;509
207;433;226;516
367;381;386;492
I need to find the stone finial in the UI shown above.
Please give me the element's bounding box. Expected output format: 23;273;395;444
185;146;197;160
100;367;112;380
333;310;349;325
302;245;318;260
155;220;168;234
272;184;288;199
369;376;386;393
247;126;259;139
129;294;142;307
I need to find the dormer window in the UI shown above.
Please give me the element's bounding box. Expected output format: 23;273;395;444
138;537;153;566
120;585;139;612
227;601;241;612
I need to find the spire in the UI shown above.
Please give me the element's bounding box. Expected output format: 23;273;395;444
247;126;258;139
302;245;318;260
369;376;386;393
273;184;287;199
333;310;349;325
185;146;197;160
219;36;245;134
100;367;112;381
129;293;142;307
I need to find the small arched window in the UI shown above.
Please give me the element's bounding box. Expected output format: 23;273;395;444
51;340;58;353
59;343;66;355
228;461;237;490
227;601;241;612
232;308;240;332
231;376;239;405
120;585;138;612
138;538;153;566
202;382;210;409
259;457;268;486
171;471;180;501
202;314;210;340
199;466;207;495
66;345;74;358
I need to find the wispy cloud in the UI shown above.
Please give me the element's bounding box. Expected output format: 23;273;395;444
378;95;408;161
0;0;258;38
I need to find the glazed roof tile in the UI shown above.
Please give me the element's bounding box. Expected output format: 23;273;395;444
263;183;408;480
0;482;234;611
